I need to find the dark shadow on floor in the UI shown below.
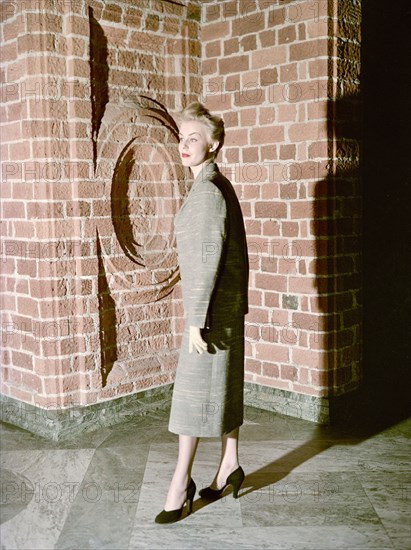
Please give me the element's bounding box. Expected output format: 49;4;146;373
191;410;409;513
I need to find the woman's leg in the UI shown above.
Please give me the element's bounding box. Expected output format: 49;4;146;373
209;426;240;489
164;435;199;510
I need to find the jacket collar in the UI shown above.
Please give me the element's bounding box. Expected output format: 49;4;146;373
193;161;218;188
177;162;219;216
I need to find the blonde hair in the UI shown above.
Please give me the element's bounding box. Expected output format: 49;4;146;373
178;102;225;157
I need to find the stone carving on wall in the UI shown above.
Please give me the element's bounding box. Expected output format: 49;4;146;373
87;6;187;386
96;228;117;387
89;7;109;172
99;97;185;302
94;98;185;386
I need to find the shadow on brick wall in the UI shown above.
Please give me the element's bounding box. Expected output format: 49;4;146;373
361;0;411;423
311;1;410;427
312;88;362;423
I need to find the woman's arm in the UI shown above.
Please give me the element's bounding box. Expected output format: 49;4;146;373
189;326;208;354
178;185;227;335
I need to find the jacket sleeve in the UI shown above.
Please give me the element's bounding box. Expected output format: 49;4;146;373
179;185;227;328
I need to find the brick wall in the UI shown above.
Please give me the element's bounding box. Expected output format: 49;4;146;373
0;0;201;412
201;0;361;405
1;0;362;429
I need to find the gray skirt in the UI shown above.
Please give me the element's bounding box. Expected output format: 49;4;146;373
168;317;245;437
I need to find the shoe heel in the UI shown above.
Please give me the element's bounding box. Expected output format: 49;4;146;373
227;466;245;499
187;496;193;514
232;483;242;499
186;479;196;514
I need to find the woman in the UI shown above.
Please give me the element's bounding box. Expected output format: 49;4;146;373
155;103;249;524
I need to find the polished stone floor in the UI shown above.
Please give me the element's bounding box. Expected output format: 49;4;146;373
0;405;410;550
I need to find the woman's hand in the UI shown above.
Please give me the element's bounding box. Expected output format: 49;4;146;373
189;326;208;354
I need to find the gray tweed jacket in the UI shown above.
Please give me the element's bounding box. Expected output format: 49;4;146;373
175;162;249;329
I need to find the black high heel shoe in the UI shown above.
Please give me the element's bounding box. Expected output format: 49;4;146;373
155;478;196;524
199;466;245;500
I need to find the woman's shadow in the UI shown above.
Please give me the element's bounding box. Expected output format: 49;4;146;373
190;397;409;516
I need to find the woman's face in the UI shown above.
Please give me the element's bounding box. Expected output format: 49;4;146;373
178;120;217;170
